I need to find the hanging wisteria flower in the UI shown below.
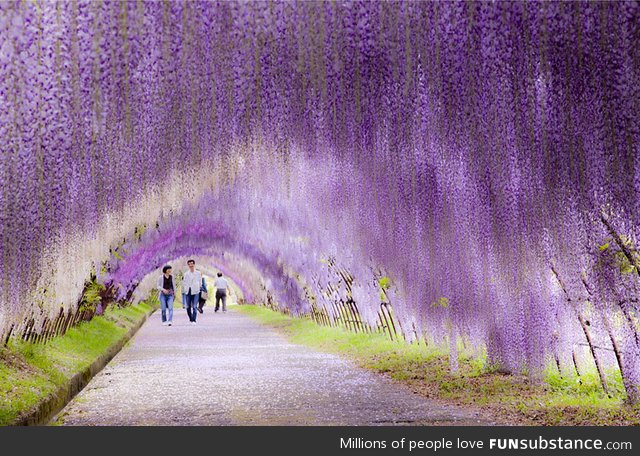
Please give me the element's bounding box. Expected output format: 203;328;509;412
0;0;639;401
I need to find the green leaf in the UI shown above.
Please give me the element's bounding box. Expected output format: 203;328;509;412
431;297;450;308
620;264;635;275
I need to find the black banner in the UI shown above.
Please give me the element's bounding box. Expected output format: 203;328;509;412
0;426;637;456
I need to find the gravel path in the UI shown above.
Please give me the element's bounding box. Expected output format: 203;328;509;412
54;306;496;426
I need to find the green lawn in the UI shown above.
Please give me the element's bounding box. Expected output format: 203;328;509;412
0;299;156;425
237;304;640;425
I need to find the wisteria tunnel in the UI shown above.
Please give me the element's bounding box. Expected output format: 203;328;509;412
1;0;640;420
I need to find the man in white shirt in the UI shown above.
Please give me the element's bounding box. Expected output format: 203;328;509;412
214;272;231;313
182;259;202;324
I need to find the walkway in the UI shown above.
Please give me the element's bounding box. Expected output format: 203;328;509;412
54;306;495;425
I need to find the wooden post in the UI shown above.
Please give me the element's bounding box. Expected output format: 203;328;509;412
377;310;388;339
412;323;420;345
379;304;394;341
322;302;334;327
580;276;634;397
344;300;358;333
319;309;325;326
54;308;65;337
552;335;562;376
22;318;34;341
42;318;51;343
62;309;74;336
572;348;582;381
330;299;342;328
341;301;354;332
34;319;45;344
383;303;400;341
3;324;14;346
349;300;364;333
73;308;81;325
29;320;39;343
551;265;609;395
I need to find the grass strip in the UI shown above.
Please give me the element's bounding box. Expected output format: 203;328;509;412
0;298;157;426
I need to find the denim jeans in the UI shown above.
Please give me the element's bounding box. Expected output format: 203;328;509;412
160;293;174;322
185;293;200;322
215;290;227;312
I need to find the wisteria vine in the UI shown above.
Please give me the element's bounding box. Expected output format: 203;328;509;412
1;1;639;401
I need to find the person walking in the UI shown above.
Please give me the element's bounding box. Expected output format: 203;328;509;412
198;276;208;314
182;259;202;324
180;270;187;309
157;265;176;326
214;272;231;313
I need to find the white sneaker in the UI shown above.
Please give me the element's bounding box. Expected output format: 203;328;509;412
167;321;172;326
191;321;196;325
162;321;168;326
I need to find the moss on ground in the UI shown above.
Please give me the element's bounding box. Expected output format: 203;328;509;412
238;305;640;426
0;299;156;426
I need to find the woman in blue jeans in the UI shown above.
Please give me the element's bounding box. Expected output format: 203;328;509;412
157;265;176;326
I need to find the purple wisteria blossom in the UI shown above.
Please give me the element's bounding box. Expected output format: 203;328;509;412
0;1;639;400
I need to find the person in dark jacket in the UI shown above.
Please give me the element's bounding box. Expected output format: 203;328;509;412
157;265;176;326
198;276;208;313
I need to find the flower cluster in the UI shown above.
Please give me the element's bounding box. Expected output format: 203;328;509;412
1;1;638;399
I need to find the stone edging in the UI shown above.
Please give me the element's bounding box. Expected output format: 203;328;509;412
13;307;156;426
